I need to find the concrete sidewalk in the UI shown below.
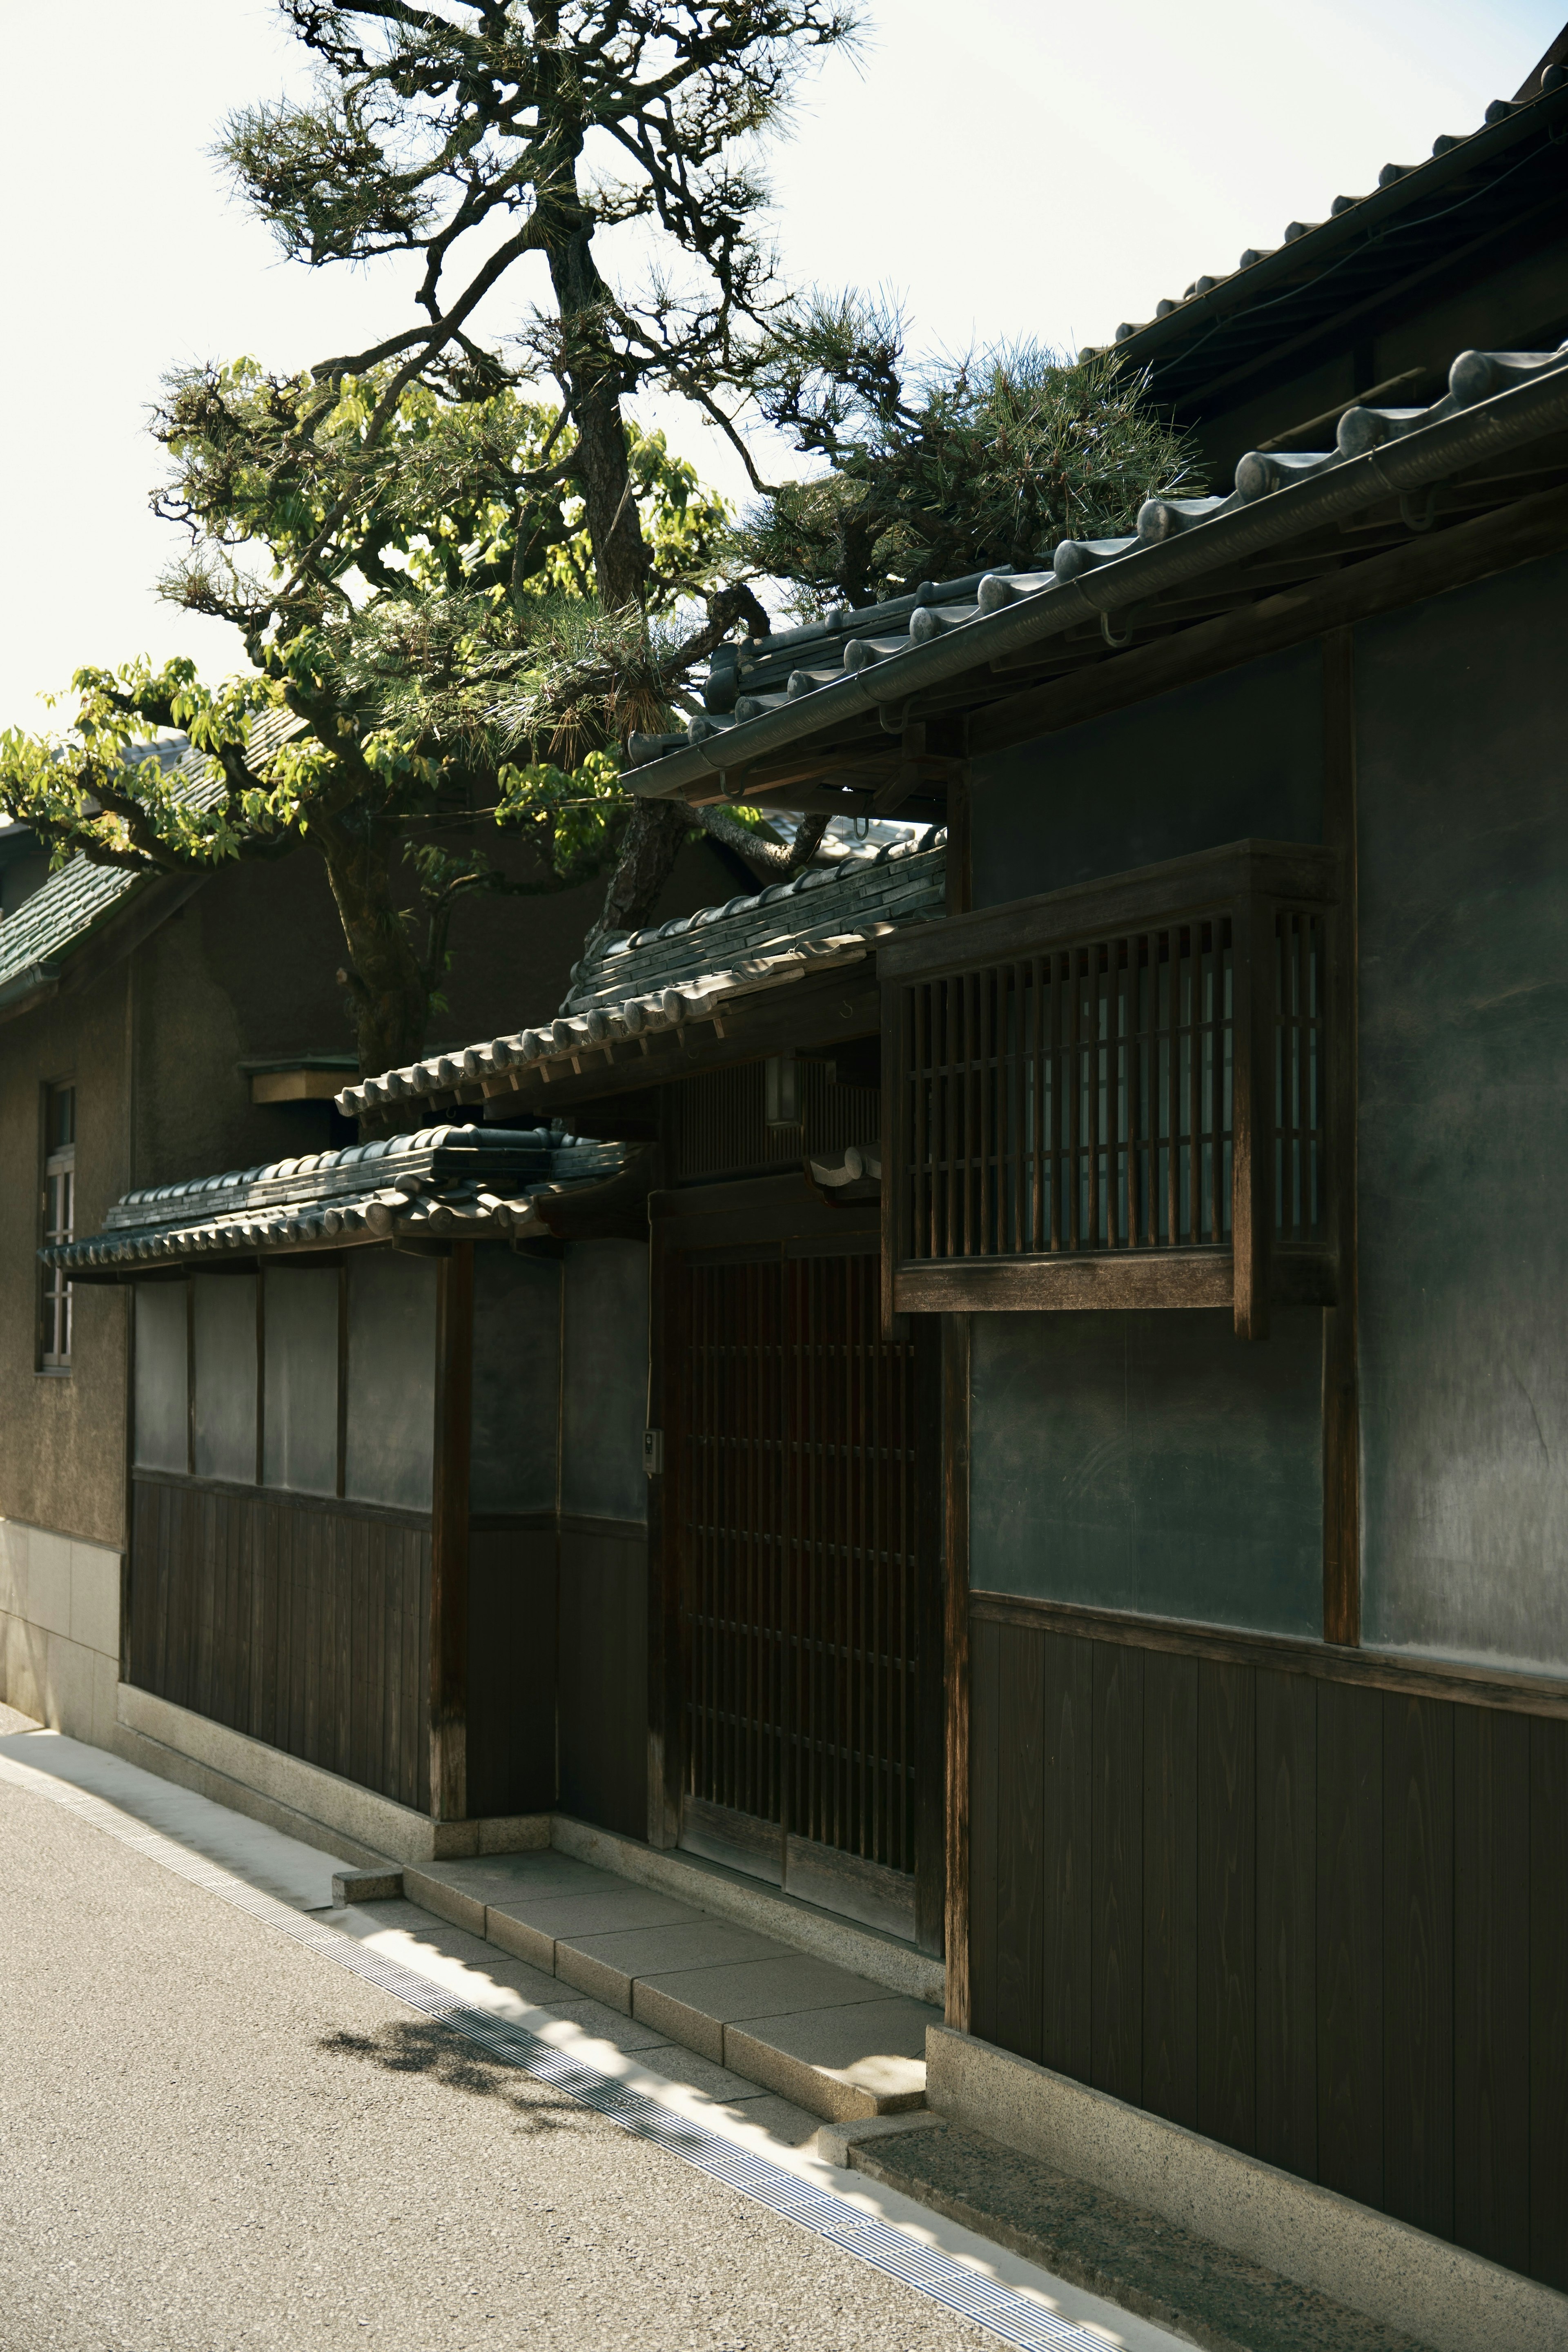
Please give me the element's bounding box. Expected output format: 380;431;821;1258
0;1715;1188;2352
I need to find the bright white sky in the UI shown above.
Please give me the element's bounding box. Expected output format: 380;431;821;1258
1;0;1561;732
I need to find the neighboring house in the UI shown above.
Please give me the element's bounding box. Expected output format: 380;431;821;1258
0;729;743;1749
37;45;1568;2319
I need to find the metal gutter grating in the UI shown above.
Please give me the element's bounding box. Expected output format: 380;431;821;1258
0;1745;1118;2352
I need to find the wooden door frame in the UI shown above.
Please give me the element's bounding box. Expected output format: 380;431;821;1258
647;1172;946;1950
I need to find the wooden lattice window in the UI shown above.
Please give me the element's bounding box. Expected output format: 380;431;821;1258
880;841;1339;1335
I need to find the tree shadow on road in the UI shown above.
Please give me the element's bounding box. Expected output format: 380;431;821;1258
318;2020;590;2134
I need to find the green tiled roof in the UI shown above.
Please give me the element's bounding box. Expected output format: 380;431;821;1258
0;712;302;1009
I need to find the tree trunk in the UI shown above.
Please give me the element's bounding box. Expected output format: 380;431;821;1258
546;225;649;611
319;827;430;1091
566;797;691;1007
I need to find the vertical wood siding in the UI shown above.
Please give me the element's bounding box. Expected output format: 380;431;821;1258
969;1613;1568;2287
128;1472;430;1812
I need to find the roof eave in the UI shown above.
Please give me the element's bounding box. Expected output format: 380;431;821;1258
626;352;1568;802
1109;80;1568;391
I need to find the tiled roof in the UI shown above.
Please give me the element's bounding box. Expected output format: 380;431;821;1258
337;828;947;1121
623;338;1568;803
0;710;303;1009
49;1124;625;1273
1098;68;1568;410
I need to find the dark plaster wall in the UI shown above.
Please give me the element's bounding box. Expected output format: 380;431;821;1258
470;1246;561;1516
965;638;1327;1642
1356;548;1568;1673
560;1241;648;1527
969;1308;1323;1636
969;640;1323;910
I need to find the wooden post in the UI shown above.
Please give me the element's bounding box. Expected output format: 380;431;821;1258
1230;889;1273;1339
646;1204;684;1848
1321;629;1361;1645
430;1243;474;1821
945;764;972;918
913;1314;947;1956
942;1311;972;2028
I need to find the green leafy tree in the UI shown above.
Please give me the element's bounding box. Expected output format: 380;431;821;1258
0;1;864;1082
731;296;1205;609
0;370;742;1081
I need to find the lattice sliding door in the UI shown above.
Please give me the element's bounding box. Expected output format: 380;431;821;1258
678;1243;920;1932
681;1256;786;1842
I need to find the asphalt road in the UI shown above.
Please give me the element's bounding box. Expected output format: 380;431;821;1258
0;1766;1005;2352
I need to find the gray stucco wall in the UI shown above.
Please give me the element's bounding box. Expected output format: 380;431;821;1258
970;1307;1323;1635
560;1241;648;1527
470;1247;561;1515
969;639;1323;908
1355;548;1568;1673
965;639;1328;1640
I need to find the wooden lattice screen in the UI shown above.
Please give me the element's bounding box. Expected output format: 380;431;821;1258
677;1243;920;1933
880;841;1338;1336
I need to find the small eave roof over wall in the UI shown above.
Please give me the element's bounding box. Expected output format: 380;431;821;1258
620;339;1568;806
49;1124;625;1276
337;829;947;1123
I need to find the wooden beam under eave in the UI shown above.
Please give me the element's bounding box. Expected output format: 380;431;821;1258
968;478;1568;760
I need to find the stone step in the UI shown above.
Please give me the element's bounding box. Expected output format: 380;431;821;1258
821;2115;1437;2352
351;1846;938;2124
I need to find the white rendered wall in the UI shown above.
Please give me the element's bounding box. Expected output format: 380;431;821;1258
0;1517;121;1741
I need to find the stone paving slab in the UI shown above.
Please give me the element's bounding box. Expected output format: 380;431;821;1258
724;1996;931;2122
633;1952;890;2062
390;1844;942;2120
557;1920;794;2013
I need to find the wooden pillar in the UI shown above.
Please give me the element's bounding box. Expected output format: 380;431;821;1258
913;1314;947;1956
942;1311;972;2028
430;1243;474;1820
1322;629;1361;1645
1230;887;1273;1341
646;1207;683;1849
945;765;973;918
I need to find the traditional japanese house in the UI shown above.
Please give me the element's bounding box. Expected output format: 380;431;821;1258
0;717;742;1753
48;49;1568;2329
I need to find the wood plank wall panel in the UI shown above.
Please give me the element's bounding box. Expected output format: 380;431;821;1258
1255;1667;1317;2182
1090;1642;1144;2105
1142;1652;1198;2129
966;1615;1001;2051
1530;1717;1568;2289
558;1525;648;1840
467;1528;557;1820
1196;1660;1255;2152
128;1473;431;1813
1452;1708;1530;2274
1382;1692;1453;2241
1315;1680;1383;2212
994;1624;1045;2063
1040;1634;1093;2082
969;1604;1568;2288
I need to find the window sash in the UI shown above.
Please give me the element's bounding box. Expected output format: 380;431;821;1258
40;1088;76;1369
